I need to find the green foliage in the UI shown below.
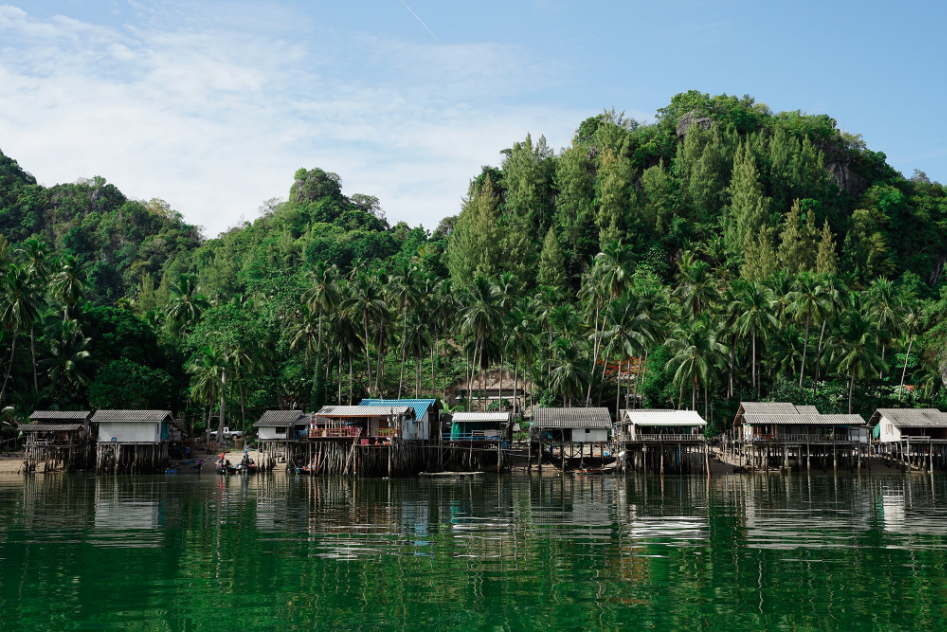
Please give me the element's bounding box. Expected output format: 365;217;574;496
88;359;173;409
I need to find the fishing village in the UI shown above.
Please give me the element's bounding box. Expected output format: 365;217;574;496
7;394;947;477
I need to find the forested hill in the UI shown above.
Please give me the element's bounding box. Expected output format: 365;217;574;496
1;90;947;430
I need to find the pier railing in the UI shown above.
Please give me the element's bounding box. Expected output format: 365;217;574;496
309;427;360;439
373;428;398;438
631;434;706;442
750;433;865;444
448;431;503;442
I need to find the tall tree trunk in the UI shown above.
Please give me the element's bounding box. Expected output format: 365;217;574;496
218;369;227;438
348;354;353;405
498;354;503;407
479;342;486;412
813;320;828;395
880;343;886;379
398;312;408;399
899;335;915;401
374;324;384;396
238;372;246;432
363;315;373;395
692;376;697;411
513;356;519;416
798;310;811;388
848;372;854;414
752;331;757;395
0;333;18;405
30;325;38;395
728;338;735;398
585;304;600;404
615;359;623;417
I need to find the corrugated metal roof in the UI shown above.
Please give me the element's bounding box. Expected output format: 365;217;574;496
18;423;84;432
533;408;612;429
871;408;947;428
92;410;173;424
360;399;436;421
29;410;90;421
254;410;308;428
625;410;707;427
741;402;801;415
317;405;413;418
795;405;820;414
452;412;512;423
744;413;866;426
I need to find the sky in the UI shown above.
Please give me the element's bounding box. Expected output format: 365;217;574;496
0;1;945;237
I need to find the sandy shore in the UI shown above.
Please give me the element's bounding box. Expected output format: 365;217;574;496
0;454;22;473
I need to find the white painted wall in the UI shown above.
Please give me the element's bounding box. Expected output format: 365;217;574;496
573;428;608;443
97;422;161;444
876;416;902;443
258;427;288;441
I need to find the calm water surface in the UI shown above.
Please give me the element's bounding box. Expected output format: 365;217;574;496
1;472;946;631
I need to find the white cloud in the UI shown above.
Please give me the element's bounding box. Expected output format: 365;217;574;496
0;2;588;237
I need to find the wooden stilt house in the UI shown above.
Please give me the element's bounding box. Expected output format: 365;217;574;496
623;410;707;441
19;410;93;471
359;399;440;441
92;410;174;473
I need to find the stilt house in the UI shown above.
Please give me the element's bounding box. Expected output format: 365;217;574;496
623;410;706;441
359;399;440;441
254;410;310;442
733;403;868;443
869;408;947;442
449;412;512;442
92;410;174;473
315;405;414;443
532;408;611;443
19;410;93;471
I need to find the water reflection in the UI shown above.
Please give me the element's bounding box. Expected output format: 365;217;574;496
2;472;947;630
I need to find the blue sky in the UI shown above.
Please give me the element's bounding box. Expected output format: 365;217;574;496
0;1;944;236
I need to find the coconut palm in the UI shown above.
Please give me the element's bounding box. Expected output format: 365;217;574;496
40;319;91;402
51;254;86;322
0;263;43;404
389;264;419;398
733;282;777;396
867;278;902;376
166;274;209;336
673;256;718;318
342;273;387;396
598;295;654;414
459;276;501;410
787;272;828;387
187;345;228;436
548;338;590;407
664;317;726;415
898;301;926;401
834;311;885;414
303;262;340;406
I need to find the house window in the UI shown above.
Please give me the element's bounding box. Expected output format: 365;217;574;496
886;424;893;434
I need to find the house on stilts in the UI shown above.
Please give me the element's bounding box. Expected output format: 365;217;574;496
869;408;947;471
618;409;709;474
20;410;94;472
93;410;174;473
253;409;309;471
445;411;513;472
730;402;868;471
531;408;612;471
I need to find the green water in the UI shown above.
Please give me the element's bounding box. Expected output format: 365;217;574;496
1;473;946;631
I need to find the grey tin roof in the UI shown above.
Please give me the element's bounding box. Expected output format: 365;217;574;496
29;410;90;421
18;423;84;432
91;410;173;424
254;410;309;428
533;408;612;429
870;408;947;428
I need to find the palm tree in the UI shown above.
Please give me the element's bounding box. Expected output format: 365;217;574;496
228;343;270;432
0;263;43;404
40;319;91;402
834;311;885;413
898;301;926;401
505;306;541;414
578;267;608;404
673;255;719;318
342;273;387;396
664;317;726;415
733;282;777;397
787;272;828;387
166;274;209;336
867;278;902;376
303;262;340;407
598;295;655;414
51;254;86;322
389;264;419;399
187;345;228;437
459;276;501;410
548;338;590;407
812;274;848;393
